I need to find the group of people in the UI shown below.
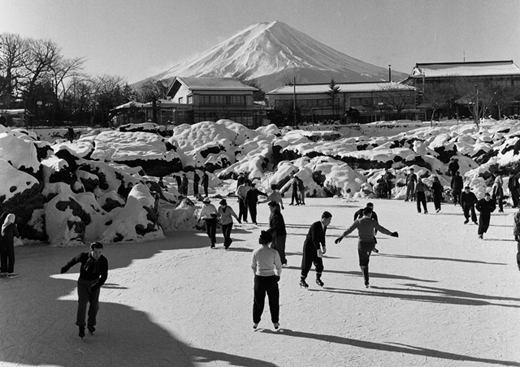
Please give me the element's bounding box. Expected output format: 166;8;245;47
174;170;210;198
289;175;306;205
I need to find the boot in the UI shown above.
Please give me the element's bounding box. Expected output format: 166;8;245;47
361;266;370;288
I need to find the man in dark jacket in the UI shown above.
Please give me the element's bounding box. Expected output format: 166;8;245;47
246;183;267;225
476;193;496;239
202;170;209;197
460;186;478;224
267;201;288;265
300;211;332;289
193;171;200;197
289;175;300;205
450;171;464;205
61;242;109;338
448;158;459;176
508;172;519;208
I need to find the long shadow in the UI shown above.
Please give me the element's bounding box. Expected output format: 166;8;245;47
0;237;277;367
484;238;516;242
490;224;513;228
377;253;507;265
259;329;520;366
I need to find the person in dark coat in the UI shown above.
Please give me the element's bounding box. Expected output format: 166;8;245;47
353;202;379;253
193;171;200;197
289;175;300;205
405;168;417;202
218;199;240;249
431;176;444;213
299;211;332;289
0;213;19;278
181;173;189;196
60;241;109;338
267;201;288;265
174;174;182;193
335;206;398;288
383;168;394;199
476;193;496;239
448;158;459;176
235;179;250;222
491;176;504;213
415;178;429;214
451;171;464;205
508;172;519;208
460;186;478;224
297;177;306;205
246;183;267;225
202;170;209;197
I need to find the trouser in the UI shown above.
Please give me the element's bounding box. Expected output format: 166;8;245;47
494;196;503;212
0;245;15;273
248;203;258;224
193;184;199;196
433;194;441;211
416;192;427;213
271;235;287;265
300;247;323;279
222;223;233;248
386;183;392;199
478;213;491;235
76;278;101;328
205;218;217;245
299;190;305;204
511;189;519;208
358;241;375;285
463;204;477;222
238;198;248;221
406;184;415;201
203;184;208;197
452;190;461;205
253;275;279;324
291;189;299;205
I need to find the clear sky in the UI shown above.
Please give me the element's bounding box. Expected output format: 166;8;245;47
2;0;519;84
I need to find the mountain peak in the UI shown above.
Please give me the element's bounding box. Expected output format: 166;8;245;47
140;22;407;92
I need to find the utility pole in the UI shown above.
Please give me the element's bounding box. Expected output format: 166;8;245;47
293;77;297;126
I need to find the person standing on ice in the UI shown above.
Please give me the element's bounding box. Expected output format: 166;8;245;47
415;178;429;214
383;168;394;199
267;201;288;265
246;183;267;225
0;213;19;278
198;198;219;248
181;173;189;196
353;202;379;253
335;206;398;288
60;241;108;338
218;199;241;249
251;230;282;330
299;211;332;289
451;171;463;205
491;175;504;213
236;179;250;222
460;186;478;224
202;170;209;197
476;193;496;239
431;176;444;213
289;175;300;205
297;176;306;205
193;170;201;198
405;168;417;202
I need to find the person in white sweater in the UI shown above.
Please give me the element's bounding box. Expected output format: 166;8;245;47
251;231;282;330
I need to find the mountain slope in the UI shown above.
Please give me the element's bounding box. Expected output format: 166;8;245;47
139;21;408;93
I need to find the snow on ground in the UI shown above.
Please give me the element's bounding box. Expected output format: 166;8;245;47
1;197;519;367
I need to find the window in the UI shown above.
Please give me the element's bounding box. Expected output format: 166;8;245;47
187;95;193;104
198;94;247;106
178;97;183;104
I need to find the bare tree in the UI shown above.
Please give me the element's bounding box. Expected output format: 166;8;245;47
379;84;415;119
0;33;27;107
422;81;459;126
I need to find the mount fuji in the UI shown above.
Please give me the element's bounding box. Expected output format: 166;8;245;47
139;21;409;93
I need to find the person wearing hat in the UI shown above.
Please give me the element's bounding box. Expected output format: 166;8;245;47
60;242;108;338
218;199;241;249
460;186;478;224
267;201;287;265
246;183;267;225
198;198;219;248
450;171;463;206
251;230;282;330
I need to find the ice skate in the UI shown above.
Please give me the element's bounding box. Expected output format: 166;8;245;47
78;326;85;338
299;279;309;289
273;322;280;330
88;325;95;335
373;248;379;253
315;278;324;287
253;323;259;330
7;273;17;278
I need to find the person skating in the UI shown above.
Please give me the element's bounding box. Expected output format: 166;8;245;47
198;198;219;248
460;186;478;224
265;184;285;210
246;183;267;225
405;168;417;202
451;171;463;206
218;199;241;249
300;211;332;289
297;177;306;205
476;193;496;239
193;170;201;197
335;207;398;288
251;231;282;330
181;173;189;196
267;201;288;265
431;176;444;213
508;172;519;208
383;168;394;199
202;170;209;197
448;158;459;176
415;178;429;214
0;213;19;278
236;179;250;222
353;202;380;253
60;242;108;338
491;176;504;213
289;175;300;205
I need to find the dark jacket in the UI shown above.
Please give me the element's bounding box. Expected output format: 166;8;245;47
476;198;496;215
431;181;444;197
246;188;267;205
62;252;108;288
268;212;287;237
0;223;19;250
303;221;326;252
354;209;379;223
460;191;478;207
451;175;463;191
202;173;209;187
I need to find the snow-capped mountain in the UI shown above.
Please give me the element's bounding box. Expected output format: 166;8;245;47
138;21;408;93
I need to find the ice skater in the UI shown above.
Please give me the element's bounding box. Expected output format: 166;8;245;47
492;176;504;213
202;170;209;197
265;184;284;210
0;213;19;278
431;176;444;213
289;175;300;205
246;183;267;225
415;178;429;214
299;211;332;289
476;193;496;239
236;179;250;222
251;231;282;330
335;206;398;288
60;241;108;338
353;202;380;253
198;198;219;248
405;168;417;202
218;199;241;249
267;201;287;265
460;186;478;224
451;171;463;206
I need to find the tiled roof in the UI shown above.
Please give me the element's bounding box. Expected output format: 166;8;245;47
177;77;257;91
267;82;415;95
410;60;520;78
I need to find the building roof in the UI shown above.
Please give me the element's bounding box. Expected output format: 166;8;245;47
409;60;520;78
174;77;257;91
267;81;415;95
